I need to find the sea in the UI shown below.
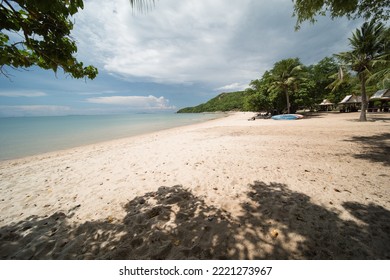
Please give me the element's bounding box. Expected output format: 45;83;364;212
0;113;224;161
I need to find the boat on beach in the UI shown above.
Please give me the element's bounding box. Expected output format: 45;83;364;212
271;114;304;120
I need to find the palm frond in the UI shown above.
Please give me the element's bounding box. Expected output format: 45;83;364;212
326;66;352;93
366;66;390;86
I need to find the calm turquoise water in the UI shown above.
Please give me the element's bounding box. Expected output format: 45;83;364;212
0;113;223;161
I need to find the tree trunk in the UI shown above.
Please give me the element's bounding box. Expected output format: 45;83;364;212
285;89;290;114
359;75;367;122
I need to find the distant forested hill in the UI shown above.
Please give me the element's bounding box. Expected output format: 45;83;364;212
177;91;247;113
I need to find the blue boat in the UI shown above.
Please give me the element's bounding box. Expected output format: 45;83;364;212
271;114;304;120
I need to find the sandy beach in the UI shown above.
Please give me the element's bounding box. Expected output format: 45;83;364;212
0;112;389;259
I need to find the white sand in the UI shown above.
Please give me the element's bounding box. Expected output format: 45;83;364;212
0;112;389;259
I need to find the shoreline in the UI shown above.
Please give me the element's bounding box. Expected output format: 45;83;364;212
1;112;389;259
0;112;229;163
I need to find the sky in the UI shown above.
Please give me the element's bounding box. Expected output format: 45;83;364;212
0;0;363;117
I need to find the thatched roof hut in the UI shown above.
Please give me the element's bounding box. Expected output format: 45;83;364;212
320;99;333;106
369;89;390;112
318;99;334;111
370;89;390;101
339;94;361;113
339;94;362;104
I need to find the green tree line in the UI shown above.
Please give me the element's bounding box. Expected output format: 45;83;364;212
244;20;389;121
177;56;350;114
177;91;248;113
243;56;355;115
180;21;389;121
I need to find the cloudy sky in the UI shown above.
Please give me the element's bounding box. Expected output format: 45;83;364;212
0;0;363;117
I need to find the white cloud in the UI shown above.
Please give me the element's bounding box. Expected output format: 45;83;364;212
86;95;175;110
0;105;71;117
77;90;118;96
72;0;362;87
215;83;248;92
0;91;47;97
73;0;257;85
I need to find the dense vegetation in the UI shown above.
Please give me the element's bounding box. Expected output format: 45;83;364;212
293;0;390;29
0;0;147;79
177;91;248;113
179;21;389;117
0;0;98;79
177;57;347;114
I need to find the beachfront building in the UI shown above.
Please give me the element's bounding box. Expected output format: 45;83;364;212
368;89;390;112
338;94;362;113
318;99;334;111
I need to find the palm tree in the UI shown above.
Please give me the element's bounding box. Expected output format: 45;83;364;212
367;26;390;88
269;58;305;114
337;20;387;121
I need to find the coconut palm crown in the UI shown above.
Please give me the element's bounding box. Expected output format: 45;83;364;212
269;58;305;114
337;20;388;121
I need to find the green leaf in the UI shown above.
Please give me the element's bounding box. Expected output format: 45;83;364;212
0;0;96;80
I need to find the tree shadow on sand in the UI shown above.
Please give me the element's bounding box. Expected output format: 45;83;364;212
1;183;389;259
241;182;390;259
367;113;390;123
346;133;390;166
